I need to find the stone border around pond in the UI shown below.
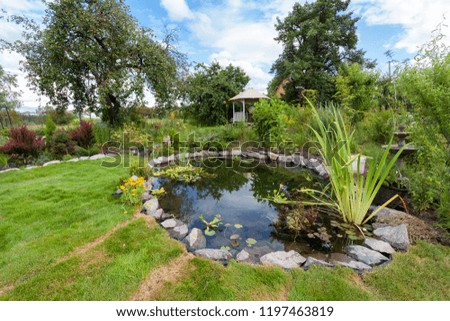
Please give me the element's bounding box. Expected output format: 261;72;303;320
148;149;330;178
143;151;410;273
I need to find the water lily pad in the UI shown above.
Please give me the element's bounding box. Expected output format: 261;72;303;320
230;234;240;240
204;229;216;236
234;224;243;229
230;241;240;247
220;246;231;251
224;223;232;227
245;238;257;245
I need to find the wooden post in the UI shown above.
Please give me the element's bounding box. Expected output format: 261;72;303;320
242;99;246;122
232;102;235;123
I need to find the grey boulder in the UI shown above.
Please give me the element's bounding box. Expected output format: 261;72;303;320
143;198;159;216
184;228;206;250
260;250;306;269
304;257;334;269
363;237;395;255
373;224;409;251
345;245;389;266
194;249;232;262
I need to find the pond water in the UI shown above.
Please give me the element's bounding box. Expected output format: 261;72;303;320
154;158;356;257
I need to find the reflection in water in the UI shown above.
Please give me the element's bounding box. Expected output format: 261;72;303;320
156;159;333;255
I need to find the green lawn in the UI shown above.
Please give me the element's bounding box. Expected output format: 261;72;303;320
0;160;449;300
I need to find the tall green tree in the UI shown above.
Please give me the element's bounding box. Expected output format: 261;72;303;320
335;62;379;121
2;0;177;127
270;0;369;104
0;65;21;128
185;62;249;126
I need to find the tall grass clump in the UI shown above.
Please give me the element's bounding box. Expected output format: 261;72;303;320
302;103;406;226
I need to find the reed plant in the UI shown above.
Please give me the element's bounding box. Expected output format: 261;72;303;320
302;103;406;227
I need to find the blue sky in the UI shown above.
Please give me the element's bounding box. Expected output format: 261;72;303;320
0;0;449;112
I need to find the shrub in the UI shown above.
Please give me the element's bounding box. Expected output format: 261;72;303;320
93;122;111;145
45;114;56;146
353;109;395;145
50;129;75;159
0;125;45;162
129;160;153;178
70;120;95;148
252;98;291;147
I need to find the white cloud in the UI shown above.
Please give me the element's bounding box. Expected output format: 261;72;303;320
353;0;450;53
179;1;303;93
160;0;194;21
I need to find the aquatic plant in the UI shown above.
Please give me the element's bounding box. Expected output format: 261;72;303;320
199;214;223;236
302;104;406;227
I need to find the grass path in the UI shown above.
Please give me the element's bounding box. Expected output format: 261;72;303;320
1;161;449;301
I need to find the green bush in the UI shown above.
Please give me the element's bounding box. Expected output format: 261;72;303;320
353;109;395;145
50;129;75;159
252;98;291;147
45;114;56;147
93;122;111;145
129;160;153;178
32;153;52;166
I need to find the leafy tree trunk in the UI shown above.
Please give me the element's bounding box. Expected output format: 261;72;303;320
105;94;121;127
5;108;12;127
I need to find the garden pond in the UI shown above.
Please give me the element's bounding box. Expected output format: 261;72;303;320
153;158;366;258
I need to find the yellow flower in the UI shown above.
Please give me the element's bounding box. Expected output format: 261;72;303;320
120;185;125;191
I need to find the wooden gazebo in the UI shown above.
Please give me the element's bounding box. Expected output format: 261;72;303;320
229;88;270;123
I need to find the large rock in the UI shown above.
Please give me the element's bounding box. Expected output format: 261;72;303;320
184;228;206;250
304;257;334;269
363;237;395;255
161;218;178;229
161;218;188;239
373;224;409;251
194;249;232;262
150;208;164;221
260;250;306;269
236;249;251;263
345;245;389;266
66;158;80;162
172;224;189;239
334;260;372;273
143;198;159;216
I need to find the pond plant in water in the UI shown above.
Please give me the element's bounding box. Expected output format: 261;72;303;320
301;104;407;235
153;164;215;184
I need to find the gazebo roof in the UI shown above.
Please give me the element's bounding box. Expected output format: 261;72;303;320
229;88;270;101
